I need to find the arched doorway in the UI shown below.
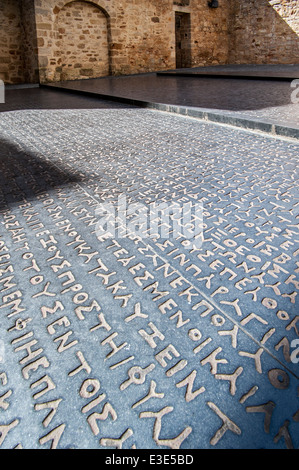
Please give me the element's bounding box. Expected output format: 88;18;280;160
56;1;110;81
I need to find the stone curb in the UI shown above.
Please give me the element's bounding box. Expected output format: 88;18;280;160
42;83;299;141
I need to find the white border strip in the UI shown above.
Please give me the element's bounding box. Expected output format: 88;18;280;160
0;80;4;103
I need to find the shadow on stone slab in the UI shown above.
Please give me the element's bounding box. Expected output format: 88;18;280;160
0;88;137;113
0;137;82;212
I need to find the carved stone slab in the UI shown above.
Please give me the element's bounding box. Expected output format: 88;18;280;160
0;105;298;449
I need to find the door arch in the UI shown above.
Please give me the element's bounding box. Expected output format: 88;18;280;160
54;1;110;81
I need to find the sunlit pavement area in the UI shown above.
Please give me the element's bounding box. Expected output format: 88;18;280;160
0;81;298;449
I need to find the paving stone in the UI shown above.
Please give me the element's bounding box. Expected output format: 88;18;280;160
0;90;298;449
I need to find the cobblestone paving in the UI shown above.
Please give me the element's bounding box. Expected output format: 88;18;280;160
0;90;298;449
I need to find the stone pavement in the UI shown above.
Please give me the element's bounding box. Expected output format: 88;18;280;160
0;88;298;449
44;65;299;138
158;64;299;79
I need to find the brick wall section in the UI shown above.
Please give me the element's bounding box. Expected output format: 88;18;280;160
0;0;39;84
35;0;176;82
229;0;299;64
21;0;39;83
35;0;231;82
189;0;230;67
35;0;113;82
0;0;25;84
0;0;298;84
53;1;109;82
109;0;175;76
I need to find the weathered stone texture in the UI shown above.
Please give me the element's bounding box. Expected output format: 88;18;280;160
20;0;40;83
189;1;230;67
36;0;177;82
0;0;25;84
51;1;109;82
0;0;298;84
229;0;299;64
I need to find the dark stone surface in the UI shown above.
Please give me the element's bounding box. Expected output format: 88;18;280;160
0;89;298;449
158;64;299;80
44;74;296;112
0;88;136;113
43;66;299;134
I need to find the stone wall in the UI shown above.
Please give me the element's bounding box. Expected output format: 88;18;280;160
229;0;299;64
0;0;25;84
109;0;174;76
187;0;230;67
53;1;109;82
35;0;176;82
35;0;231;83
0;0;39;84
0;0;298;85
20;0;39;83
